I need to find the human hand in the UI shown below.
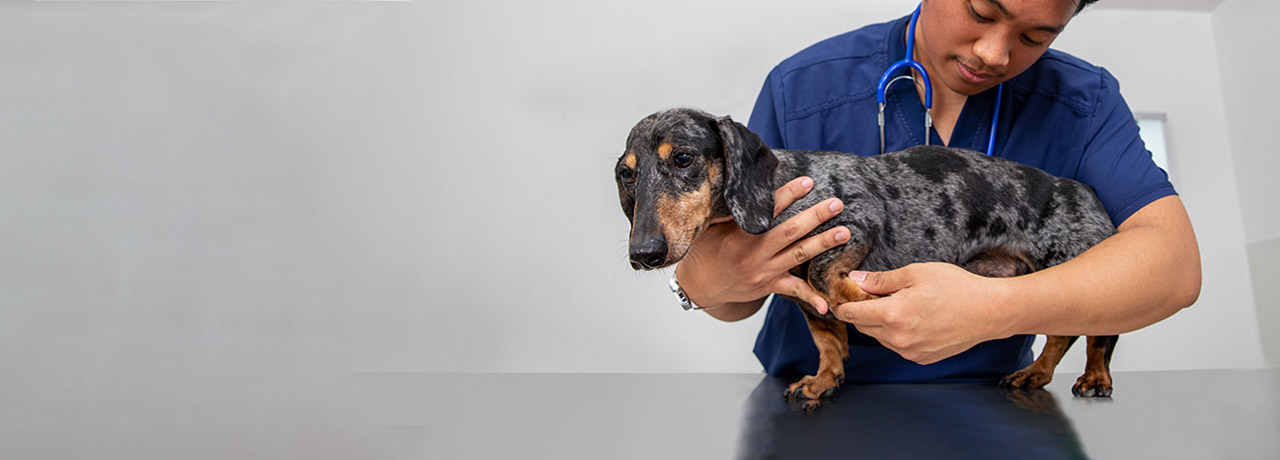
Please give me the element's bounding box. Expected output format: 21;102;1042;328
674;176;851;312
832;262;1016;365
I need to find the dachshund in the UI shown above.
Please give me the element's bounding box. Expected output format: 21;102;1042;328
614;108;1119;403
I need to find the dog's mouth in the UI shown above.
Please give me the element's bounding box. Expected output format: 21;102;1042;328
627;213;739;270
630;259;670;271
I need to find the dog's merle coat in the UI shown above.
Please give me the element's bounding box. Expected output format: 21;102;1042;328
616;108;1120;406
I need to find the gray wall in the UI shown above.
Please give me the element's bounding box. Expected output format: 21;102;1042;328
1213;0;1280;367
1048;8;1264;372
0;0;1267;375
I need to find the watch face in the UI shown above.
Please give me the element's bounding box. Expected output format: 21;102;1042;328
670;275;694;310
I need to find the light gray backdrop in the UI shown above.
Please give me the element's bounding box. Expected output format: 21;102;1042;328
0;0;1273;378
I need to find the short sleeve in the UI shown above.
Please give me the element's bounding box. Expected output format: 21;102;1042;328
1077;68;1177;226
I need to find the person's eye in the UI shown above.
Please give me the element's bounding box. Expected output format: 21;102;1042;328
969;3;994;23
673;152;695;168
1021;35;1047;46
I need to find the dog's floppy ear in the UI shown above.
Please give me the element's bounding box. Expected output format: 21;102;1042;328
716;116;778;234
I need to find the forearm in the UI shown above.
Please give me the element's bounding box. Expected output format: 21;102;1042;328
1001;196;1201;337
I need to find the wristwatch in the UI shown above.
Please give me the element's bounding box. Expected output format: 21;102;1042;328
669;272;722;311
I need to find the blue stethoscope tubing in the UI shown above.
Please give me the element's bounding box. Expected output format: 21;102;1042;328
876;3;1003;156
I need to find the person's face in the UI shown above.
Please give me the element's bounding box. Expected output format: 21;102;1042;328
915;0;1078;96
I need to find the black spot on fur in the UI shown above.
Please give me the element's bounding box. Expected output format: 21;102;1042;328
881;156;901;170
832;181;850;206
1060;181;1087;216
936;193;956;226
791;154;812;181
965;212;989;240
852;220;873;237
900;147;966;184
881;220;897;248
989;217;1009;236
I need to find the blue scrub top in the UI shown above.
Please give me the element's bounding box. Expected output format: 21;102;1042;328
747;14;1176;382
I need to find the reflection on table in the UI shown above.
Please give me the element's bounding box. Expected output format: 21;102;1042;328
738;375;1087;459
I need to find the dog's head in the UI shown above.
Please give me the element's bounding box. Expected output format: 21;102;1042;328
615;108;778;270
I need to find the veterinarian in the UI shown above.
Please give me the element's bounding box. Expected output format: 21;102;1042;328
672;0;1201;381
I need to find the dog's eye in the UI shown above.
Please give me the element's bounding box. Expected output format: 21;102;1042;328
673;152;695;168
618;168;636;184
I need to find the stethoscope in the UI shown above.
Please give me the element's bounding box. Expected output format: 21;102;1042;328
876;3;1003;156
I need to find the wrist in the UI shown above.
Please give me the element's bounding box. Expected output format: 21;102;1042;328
674;262;726;309
994;274;1043;337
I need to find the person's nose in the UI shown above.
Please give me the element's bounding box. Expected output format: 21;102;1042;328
973;31;1011;70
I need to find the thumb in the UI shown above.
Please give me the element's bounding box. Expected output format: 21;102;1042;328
849;269;909;296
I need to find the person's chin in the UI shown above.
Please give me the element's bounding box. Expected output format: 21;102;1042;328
938;74;987;97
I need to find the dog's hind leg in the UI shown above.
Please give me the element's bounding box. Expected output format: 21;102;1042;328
958;247;1079;390
1072;335;1118;397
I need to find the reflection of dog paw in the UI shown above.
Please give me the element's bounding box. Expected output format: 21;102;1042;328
783;373;842;401
998;386;1059;414
999;368;1052;389
786;397;825;414
1071;373;1113;398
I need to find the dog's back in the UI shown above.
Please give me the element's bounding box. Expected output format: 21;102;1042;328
771;145;1115;276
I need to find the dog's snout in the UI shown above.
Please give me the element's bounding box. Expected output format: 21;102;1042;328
629;236;668;270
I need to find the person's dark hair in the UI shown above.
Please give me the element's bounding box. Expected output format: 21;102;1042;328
1075;0;1100;15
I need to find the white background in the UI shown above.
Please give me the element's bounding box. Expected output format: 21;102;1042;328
0;0;1273;377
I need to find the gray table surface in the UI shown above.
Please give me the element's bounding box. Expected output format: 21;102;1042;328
3;368;1277;459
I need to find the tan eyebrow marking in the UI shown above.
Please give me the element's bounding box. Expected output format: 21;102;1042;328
657;142;674;160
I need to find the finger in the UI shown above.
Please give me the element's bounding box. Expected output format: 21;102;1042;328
772;176;815;218
772;275;829;315
774;225;850;270
850;267;910;296
831;296;890;326
764;198;844;253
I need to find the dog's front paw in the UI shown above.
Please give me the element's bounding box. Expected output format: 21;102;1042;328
784;373;842;401
999;367;1053;389
1071;372;1113;398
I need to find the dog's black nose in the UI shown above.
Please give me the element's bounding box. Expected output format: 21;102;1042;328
629;237;668;270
